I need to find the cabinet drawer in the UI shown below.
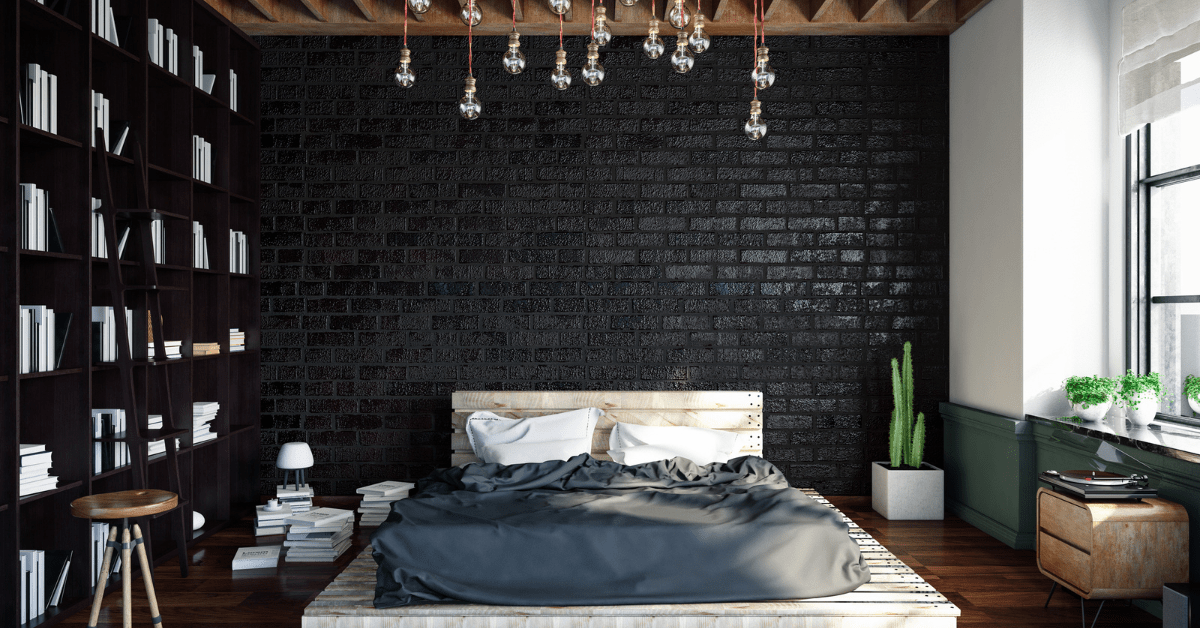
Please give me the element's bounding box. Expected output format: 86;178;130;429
1039;491;1092;552
1039;531;1091;593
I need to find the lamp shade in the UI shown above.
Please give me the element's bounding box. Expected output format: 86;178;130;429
276;442;314;470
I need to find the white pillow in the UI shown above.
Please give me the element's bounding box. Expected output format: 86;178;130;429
465;408;602;464
607;423;746;466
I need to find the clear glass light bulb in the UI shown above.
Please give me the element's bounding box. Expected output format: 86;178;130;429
548;0;571;15
551;48;572;90
394;48;415;88
503;31;526;74
592;6;612;46
667;0;690;29
408;0;431;14
751;46;775;89
459;76;482;120
669;30;694;74
688;13;710;54
618;0;637;6
460;1;482;26
643;18;664;59
582;41;605;86
744;99;767;141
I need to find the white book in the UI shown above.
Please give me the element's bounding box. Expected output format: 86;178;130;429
357;481;416;496
255;525;288;537
106;6;118;45
202;73;215;94
102;96;110;150
43;307;55;371
20;478;59;497
230;69;237;112
231;545;281;570
26;64;41;130
20;552;28;624
285;538;352;561
92;91;104;148
49;73;57;134
256;504;294;522
276;484;315;497
286;507;353;528
147;19;159;63
193;46;201;87
39;69;49;132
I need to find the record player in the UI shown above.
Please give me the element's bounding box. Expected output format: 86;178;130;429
1039;469;1157;500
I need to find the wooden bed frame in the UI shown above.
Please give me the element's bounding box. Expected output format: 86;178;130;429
302;391;960;628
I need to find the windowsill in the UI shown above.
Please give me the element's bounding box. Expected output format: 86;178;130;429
1028;413;1200;465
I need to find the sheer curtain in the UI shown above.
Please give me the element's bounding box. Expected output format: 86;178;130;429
1120;0;1200;135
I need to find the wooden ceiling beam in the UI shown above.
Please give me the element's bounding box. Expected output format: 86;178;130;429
350;0;377;20
298;0;329;21
907;0;940;21
855;0;884;21
245;0;281;20
810;0;836;21
955;0;992;22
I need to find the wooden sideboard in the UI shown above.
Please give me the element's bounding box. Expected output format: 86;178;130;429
1037;487;1189;600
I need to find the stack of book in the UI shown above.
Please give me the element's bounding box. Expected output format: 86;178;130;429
19;445;57;498
89;91;129;154
232;545;281;570
91;409;130;474
91;199;106;258
230;329;245;352
230;69;239;112
193;46;215;94
150;340;182;360
147;19;179;75
229;229;249;274
19;305;69;374
19;548;70;624
277;484;314;514
356;481;415;527
192;220;210;268
150;218;166;264
193;342;220;356
193;402;219;445
89;523;122;592
255;501;293;537
284;508;354;563
91;0;124;46
19;184;62;253
192;135;212;183
146;415;178;459
91;306;133;363
21;64;58;134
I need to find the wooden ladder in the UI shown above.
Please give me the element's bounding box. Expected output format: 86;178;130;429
92;128;191;577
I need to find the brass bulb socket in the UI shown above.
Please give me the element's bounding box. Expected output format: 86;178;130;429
596;5;607;17
676;29;688;44
749;99;762;116
693;13;704;27
556;49;568;64
399;48;412;63
757;46;769;58
508;31;521;46
648;18;660;34
587;42;600;59
464;76;477;93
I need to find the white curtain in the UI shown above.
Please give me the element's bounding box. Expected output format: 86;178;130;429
1119;0;1200;135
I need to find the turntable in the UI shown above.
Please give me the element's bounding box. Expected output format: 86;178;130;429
1038;469;1157;500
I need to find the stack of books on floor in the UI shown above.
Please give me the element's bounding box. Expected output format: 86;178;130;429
91;409;130;474
21;63;58;134
284;508;354;563
356;481;415;527
19;548;71;624
192;401;219;445
193;341;220;356
277;484;314;514
230;329;245;352
19;445;57;498
19;183;63;253
91;306;133;363
19;305;69;374
232;545;281;570
255;501;293;537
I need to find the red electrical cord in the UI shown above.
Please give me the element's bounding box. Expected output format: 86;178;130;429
468;0;474;75
590;0;595;40
403;0;408;47
559;11;564;48
512;0;517;29
752;0;758;98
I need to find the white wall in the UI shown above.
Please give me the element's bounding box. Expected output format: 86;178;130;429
948;0;1025;418
949;0;1122;418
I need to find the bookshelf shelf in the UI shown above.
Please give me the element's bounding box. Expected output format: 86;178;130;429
3;1;260;625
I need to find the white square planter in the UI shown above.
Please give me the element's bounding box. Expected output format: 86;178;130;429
871;461;944;520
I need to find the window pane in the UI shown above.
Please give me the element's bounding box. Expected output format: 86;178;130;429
1150;105;1200;175
1150;179;1200;417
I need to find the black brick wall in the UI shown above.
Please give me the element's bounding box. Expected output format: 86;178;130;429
257;33;949;495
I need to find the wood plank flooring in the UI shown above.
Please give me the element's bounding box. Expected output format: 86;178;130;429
62;496;1162;627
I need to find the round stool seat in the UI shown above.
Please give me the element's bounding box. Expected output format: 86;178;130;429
71;489;178;520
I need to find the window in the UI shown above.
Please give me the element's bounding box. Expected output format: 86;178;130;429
1128;106;1200;419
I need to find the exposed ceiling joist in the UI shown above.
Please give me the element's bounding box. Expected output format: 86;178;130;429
205;0;990;35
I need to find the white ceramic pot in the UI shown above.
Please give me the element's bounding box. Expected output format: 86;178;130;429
871;461;944;520
192;511;206;531
1125;391;1159;427
1190;396;1200;416
1071;399;1112;422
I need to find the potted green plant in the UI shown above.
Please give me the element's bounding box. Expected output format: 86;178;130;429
872;341;943;520
1062;375;1118;422
1118;370;1164;427
1186;375;1200;416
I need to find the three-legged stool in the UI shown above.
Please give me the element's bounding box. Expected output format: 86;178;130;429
70;489;179;628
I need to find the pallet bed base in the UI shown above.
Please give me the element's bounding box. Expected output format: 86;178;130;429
302;490;959;628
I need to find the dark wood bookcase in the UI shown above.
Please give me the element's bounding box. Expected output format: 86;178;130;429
1;1;261;625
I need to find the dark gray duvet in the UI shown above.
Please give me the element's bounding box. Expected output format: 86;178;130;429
371;454;870;608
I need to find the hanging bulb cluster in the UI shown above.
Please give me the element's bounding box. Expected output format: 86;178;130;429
502;31;526;74
688;13;710;53
582;41;605;86
394;48;415;88
551;48;571;89
669;29;693;73
751;46;775;89
643;18;664;59
668;0;691;29
459;76;482;119
592;6;612;46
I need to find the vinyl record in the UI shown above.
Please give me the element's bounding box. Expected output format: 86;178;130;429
1057;470;1136;486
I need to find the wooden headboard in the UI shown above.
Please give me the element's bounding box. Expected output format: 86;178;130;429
450;391;764;466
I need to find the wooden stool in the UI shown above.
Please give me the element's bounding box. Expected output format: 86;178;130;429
71;489;179;628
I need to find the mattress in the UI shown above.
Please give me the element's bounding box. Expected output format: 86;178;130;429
370;454;871;608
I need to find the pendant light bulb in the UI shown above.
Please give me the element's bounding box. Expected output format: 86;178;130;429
459;76;482;120
551;48;572;90
394;48;416;88
503;31;526;74
582;41;605;87
618;0;638;6
688;13;710;54
408;0;431;14
460;1;482;26
669;29;694;73
548;0;572;15
592;6;613;46
751;46;775;89
643;18;665;59
667;0;691;29
744;99;767;141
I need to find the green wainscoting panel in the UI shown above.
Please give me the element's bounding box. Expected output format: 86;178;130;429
941;402;1036;549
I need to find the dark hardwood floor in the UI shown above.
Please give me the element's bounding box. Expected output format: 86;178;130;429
64;496;1161;627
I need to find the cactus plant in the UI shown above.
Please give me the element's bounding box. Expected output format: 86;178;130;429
888;341;926;469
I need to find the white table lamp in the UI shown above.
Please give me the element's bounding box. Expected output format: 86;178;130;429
277;442;314;491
